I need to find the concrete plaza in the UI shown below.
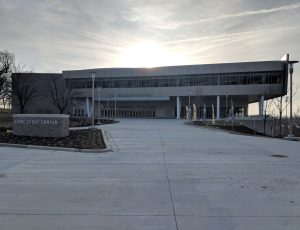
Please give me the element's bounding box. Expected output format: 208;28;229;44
0;119;299;229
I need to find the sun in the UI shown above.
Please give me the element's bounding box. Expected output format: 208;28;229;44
117;41;186;68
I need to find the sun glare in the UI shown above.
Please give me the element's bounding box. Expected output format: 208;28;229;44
118;41;187;68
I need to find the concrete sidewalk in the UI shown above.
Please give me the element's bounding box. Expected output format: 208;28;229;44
0;119;299;229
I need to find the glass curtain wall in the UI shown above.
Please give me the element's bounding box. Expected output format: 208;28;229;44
66;71;284;89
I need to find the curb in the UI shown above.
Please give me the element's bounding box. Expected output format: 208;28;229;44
102;130;112;151
0;130;112;153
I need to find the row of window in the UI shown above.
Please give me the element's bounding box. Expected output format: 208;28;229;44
65;71;285;89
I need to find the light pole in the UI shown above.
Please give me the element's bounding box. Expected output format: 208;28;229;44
226;95;228;118
98;87;101;120
91;72;95;128
188;90;191;108
287;61;298;139
188;90;191;122
114;94;117;120
106;99;108;117
282;54;299;140
285;96;288;119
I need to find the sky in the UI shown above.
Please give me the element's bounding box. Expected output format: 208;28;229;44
1;0;300;113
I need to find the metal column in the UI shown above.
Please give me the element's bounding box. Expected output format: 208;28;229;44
217;96;220;119
85;97;90;117
176;96;181;119
259;95;264;116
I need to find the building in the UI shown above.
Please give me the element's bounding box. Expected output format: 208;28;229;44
13;60;288;119
63;61;288;119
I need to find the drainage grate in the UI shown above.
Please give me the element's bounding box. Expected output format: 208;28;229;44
271;154;288;158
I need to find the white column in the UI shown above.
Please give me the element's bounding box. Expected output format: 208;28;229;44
259;95;264;116
86;97;90;117
91;74;95;128
176;96;181;119
114;94;117;119
98;88;101;118
217;96;220;119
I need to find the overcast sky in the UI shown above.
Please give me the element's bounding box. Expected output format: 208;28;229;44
1;0;300;111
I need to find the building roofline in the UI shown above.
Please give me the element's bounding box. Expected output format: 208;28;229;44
62;60;286;79
63;60;284;73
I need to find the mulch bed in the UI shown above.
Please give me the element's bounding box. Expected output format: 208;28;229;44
0;129;106;149
192;121;265;136
213;124;265;136
70;118;117;127
0;127;11;133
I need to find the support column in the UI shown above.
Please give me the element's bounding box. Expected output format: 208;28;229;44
176;96;181;119
217;96;220;119
259;95;264;116
85;97;90;117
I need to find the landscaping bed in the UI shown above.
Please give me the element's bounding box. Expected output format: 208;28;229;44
0;128;106;149
0;127;11;133
192;121;265;136
70;118;117;127
213;124;265;136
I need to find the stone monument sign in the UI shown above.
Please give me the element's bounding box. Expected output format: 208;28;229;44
13;114;69;137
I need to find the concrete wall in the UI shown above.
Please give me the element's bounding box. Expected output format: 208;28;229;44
13;114;69;137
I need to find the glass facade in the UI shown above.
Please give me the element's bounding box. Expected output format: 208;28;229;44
65;71;284;89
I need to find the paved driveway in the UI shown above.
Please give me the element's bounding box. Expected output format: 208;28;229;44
0;119;300;229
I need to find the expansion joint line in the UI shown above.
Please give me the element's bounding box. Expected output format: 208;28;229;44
158;128;179;230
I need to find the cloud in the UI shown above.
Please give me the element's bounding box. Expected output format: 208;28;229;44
0;0;299;69
152;2;300;30
0;0;300;109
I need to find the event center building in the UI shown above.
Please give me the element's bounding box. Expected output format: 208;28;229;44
13;60;288;119
63;61;288;119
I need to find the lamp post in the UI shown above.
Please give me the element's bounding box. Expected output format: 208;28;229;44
226;95;228;118
98;86;101;124
188;90;191;122
285;96;288;119
287;61;298;140
282;54;299;140
106;100;108;117
98;87;101;119
188;90;191;108
91;72;95;128
114;94;117;120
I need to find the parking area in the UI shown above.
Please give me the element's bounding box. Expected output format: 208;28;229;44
0;119;300;229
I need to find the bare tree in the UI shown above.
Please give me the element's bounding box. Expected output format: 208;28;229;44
43;75;75;114
1;80;11;109
271;85;297;137
295;106;300;126
271;96;284;136
262;98;275;135
261;84;282;136
0;50;14;108
11;66;39;113
0;50;14;79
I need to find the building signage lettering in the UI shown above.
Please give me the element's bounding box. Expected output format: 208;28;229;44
14;119;58;125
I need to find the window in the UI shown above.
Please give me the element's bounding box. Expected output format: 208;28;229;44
65;71;285;89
